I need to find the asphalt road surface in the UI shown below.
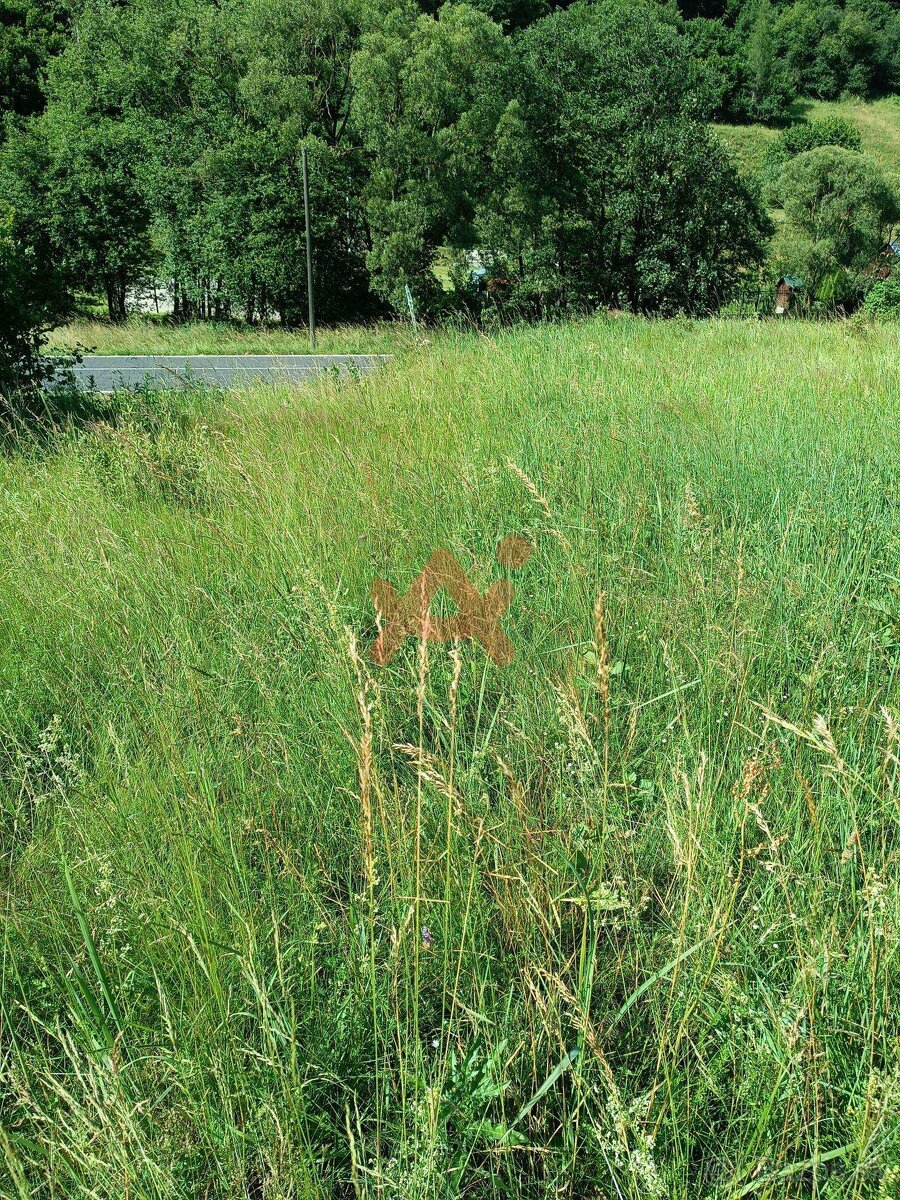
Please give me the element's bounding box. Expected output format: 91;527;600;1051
64;354;390;392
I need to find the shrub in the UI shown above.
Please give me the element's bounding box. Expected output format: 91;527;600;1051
0;207;67;415
776;146;898;305
762;116;863;204
864;273;900;318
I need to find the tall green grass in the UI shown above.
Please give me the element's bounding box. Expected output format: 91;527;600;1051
46;317;415;357
1;316;898;1199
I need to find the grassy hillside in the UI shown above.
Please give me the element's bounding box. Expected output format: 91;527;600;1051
2;318;899;1198
798;97;900;174
714;95;900;179
711;121;779;177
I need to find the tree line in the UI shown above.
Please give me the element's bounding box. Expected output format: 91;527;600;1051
686;0;899;122
0;0;898;361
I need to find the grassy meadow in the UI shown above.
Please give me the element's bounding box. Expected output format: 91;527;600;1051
46;318;414;357
1;316;899;1199
713;95;900;180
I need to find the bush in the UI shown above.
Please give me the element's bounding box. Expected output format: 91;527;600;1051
776;146;898;305
864;273;900;318
0;208;67;414
762;116;862;203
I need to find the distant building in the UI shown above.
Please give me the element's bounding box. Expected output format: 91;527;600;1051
468;252;510;297
775;275;803;315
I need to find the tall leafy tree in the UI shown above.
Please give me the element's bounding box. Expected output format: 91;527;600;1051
747;0;777;117
184;0;377;323
14;0;158;320
685;17;747;120
43;115;154;321
480;0;770;313
352;1;511;310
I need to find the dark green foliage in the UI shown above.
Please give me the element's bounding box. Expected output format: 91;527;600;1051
687;0;900;121
0;92;70;405
746;0;786;121
770;114;864;161
686;17;749;119
774;0;899;100
685;2;794;122
419;0;572;30
43;117;154;323
863;271;900;317
2;0;382;325
478;1;770;313
0;0;74;118
1;0;156;321
0;207;66;408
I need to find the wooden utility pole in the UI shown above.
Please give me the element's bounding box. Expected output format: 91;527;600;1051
301;147;316;351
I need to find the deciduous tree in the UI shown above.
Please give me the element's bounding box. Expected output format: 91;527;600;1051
480;0;770;313
777;145;898;300
352;1;511;310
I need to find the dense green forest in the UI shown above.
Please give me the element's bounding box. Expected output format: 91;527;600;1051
1;0;899;351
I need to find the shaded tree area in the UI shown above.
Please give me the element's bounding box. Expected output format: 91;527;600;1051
0;0;75;118
772;0;900;102
478;2;772;312
0;0;897;359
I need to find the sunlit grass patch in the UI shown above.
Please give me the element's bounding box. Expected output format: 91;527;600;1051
46;316;418;357
714;96;900;186
1;316;899;1198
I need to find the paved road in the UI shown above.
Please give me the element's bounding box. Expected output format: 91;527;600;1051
63;354;390;393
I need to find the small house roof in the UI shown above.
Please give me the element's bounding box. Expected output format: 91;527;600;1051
887;241;900;256
778;275;804;289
